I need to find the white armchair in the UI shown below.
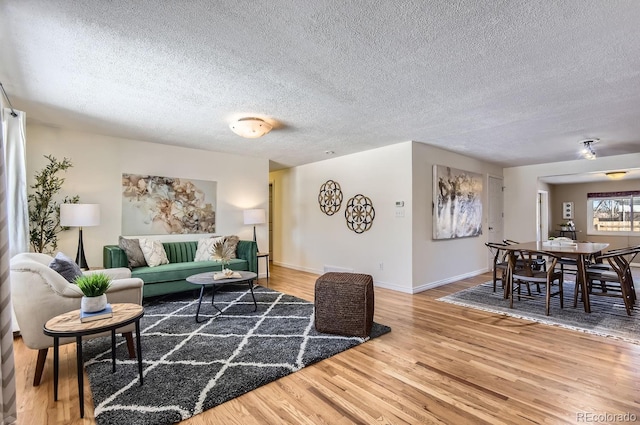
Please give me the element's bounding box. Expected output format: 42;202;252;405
10;252;144;386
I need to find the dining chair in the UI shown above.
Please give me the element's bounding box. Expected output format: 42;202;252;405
503;239;547;271
510;250;563;316
485;242;509;293
586;247;638;315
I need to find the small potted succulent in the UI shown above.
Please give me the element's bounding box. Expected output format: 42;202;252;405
75;273;111;312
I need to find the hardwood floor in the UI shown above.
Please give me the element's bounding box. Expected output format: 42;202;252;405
13;265;640;424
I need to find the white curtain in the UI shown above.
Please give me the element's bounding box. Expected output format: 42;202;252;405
0;109;17;424
1;108;28;257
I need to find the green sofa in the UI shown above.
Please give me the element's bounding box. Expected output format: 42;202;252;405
103;240;258;298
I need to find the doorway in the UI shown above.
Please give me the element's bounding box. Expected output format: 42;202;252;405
488;176;504;263
268;182;273;258
488;176;504;243
536;190;549;241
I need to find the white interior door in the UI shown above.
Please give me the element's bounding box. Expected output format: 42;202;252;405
488;176;504;264
537;190;549;241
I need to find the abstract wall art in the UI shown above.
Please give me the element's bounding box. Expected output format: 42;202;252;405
121;173;217;235
345;194;375;234
318;179;343;216
433;165;483;239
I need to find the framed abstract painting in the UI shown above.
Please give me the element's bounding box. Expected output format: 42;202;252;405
433;165;483;239
121;173;217;235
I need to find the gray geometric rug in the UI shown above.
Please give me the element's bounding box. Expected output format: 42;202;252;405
438;281;638;345
82;284;390;425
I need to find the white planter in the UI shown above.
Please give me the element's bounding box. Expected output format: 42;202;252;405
81;294;108;313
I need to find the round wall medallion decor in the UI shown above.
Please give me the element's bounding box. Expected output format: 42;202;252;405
344;194;375;233
318;180;343;216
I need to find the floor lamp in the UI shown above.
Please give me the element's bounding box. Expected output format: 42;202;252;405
60;203;100;270
243;208;266;252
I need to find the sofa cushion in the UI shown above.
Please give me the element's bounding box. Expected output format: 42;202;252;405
119;236;147;268
194;236;223;262
49;252;83;283
139;238;169;267
131;258;248;284
162;241;197;263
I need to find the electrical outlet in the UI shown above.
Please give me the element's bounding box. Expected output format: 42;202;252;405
379;262;384;270
395;208;405;217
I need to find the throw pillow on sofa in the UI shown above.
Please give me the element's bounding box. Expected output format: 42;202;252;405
194;236;223;262
49;252;83;283
139;238;169;267
223;235;240;258
119;236;147;268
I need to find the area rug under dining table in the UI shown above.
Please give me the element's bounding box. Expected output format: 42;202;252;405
438;281;639;345
82;284;390;425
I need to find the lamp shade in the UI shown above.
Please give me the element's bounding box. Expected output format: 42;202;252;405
243;208;266;225
60;203;100;227
230;118;273;138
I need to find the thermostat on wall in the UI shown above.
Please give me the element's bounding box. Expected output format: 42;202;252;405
395;201;404;207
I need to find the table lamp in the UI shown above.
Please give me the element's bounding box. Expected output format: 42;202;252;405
243;208;266;251
60;203;100;270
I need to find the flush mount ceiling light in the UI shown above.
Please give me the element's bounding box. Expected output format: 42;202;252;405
579;138;599;160
605;171;627;180
229;117;273;138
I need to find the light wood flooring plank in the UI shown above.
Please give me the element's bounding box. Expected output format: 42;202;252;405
12;265;640;424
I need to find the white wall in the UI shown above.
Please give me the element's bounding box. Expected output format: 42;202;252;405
503;153;640;243
26;125;269;268
549;178;640;250
270;141;503;293
412;142;503;291
270;142;414;292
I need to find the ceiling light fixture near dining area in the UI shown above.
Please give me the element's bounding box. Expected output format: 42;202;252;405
579;138;599;160
605;171;627;180
229;117;273;138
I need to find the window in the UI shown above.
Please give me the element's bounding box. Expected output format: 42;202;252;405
587;191;640;235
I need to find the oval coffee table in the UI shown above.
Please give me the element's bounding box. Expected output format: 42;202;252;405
186;270;258;322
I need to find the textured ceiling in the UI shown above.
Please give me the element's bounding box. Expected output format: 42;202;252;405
2;1;640;171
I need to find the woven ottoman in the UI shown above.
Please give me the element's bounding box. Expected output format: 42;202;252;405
314;272;374;338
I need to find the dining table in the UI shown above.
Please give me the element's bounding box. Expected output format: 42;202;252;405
502;241;609;313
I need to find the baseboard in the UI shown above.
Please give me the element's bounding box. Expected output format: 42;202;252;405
411;268;489;294
272;261;412;292
271;261;487;294
271;261;323;275
371;280;414;294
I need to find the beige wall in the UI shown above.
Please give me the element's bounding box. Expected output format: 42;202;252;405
32;124;639;292
270;142;414;292
270;141;503;293
503;153;640;243
549;179;640;250
411;142;503;291
26;125;269;268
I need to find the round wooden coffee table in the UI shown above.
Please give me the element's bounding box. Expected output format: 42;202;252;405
187;271;258;322
43;303;144;418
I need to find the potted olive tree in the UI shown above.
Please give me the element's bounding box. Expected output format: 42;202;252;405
28;154;79;253
75;273;111;312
